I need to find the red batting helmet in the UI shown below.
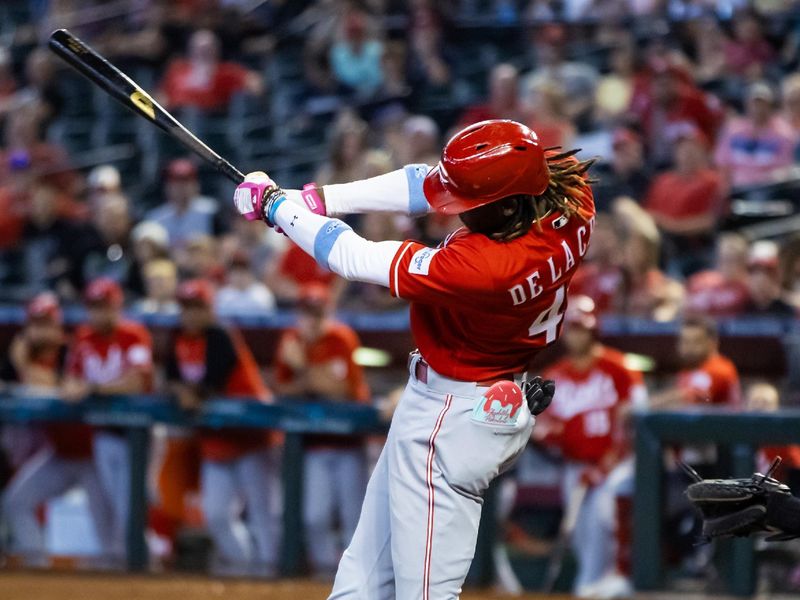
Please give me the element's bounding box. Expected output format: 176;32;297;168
84;278;124;307
423;120;550;215
564;295;598;331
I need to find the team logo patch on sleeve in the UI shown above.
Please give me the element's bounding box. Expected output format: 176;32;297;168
471;381;524;428
408;247;440;276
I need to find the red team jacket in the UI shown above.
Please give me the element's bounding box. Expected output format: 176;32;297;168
389;188;596;381
542;348;640;464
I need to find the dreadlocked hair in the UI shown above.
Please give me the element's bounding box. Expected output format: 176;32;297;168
491;147;596;242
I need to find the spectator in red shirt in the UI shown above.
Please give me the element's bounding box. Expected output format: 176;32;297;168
2;294;111;560
724;12;775;81
685;233;752;318
644;125;727;276
274;285;369;577
630;61;720;167
159;29;263;112
651;316;741;409
714;82;797;189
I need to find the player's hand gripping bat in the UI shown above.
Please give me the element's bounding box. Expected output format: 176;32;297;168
48;28;244;184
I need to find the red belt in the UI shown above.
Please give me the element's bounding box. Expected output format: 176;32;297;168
411;355;516;387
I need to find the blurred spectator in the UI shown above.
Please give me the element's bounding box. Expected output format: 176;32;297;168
0;46;17;102
650;316;741;408
691;17;728;86
685;233;752;317
86;165;122;205
630;61;720;168
159;29;263;112
780;73;800;136
379;41;411;99
779;235;800;310
178;234;225;283
570;215;625;315
537;297;644;597
1;293;111;560
523;24;599;125
329;9;384;98
314;111;369;186
133;259;180;316
591;128;650;213
131;220;171;283
396;114;440;166
745;240;797;317
407;0;451;89
0;107;75;194
459;63;527;126
78;192;137;289
524;80;575;149
146;159;226;250
594;41;636;125
745;382;800;478
61;278;154;558
613;198;684;321
215;251;276;316
724;11;775;81
13;47;63;132
274;284;369;578
714;82;797;189
644;126;726;276
166;280;281;573
18;177;86;293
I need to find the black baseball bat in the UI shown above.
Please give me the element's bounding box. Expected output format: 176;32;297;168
48;28;245;183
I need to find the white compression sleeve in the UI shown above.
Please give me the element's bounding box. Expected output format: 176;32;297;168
272;199;401;287
321;165;434;217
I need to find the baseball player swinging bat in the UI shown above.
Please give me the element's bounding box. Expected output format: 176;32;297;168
48;28;244;184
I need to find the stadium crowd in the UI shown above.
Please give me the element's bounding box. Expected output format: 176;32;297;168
1;0;800;596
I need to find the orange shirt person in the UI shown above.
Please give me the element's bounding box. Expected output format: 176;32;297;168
274;284;370;576
651;316;741;409
164;279;281;571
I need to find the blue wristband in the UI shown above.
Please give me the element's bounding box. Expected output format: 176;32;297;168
265;190;287;225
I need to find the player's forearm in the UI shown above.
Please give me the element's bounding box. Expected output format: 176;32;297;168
291;165;433;217
272;200;400;287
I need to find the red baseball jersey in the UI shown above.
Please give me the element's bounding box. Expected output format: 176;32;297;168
389;191;595;381
66;320;153;387
676;352;741;407
542;350;637;463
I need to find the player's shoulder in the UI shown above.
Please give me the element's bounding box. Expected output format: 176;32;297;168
709;353;739;378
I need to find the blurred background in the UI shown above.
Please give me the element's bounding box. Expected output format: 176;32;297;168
2;0;800;598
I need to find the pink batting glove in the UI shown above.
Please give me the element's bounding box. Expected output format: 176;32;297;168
275;183;327;234
233;171;276;222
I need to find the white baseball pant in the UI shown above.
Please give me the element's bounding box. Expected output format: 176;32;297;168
201;447;283;568
3;446;113;555
329;355;533;600
303;447;367;575
562;458;635;593
93;431;131;558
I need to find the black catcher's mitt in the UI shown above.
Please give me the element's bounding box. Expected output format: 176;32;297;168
682;458;800;543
